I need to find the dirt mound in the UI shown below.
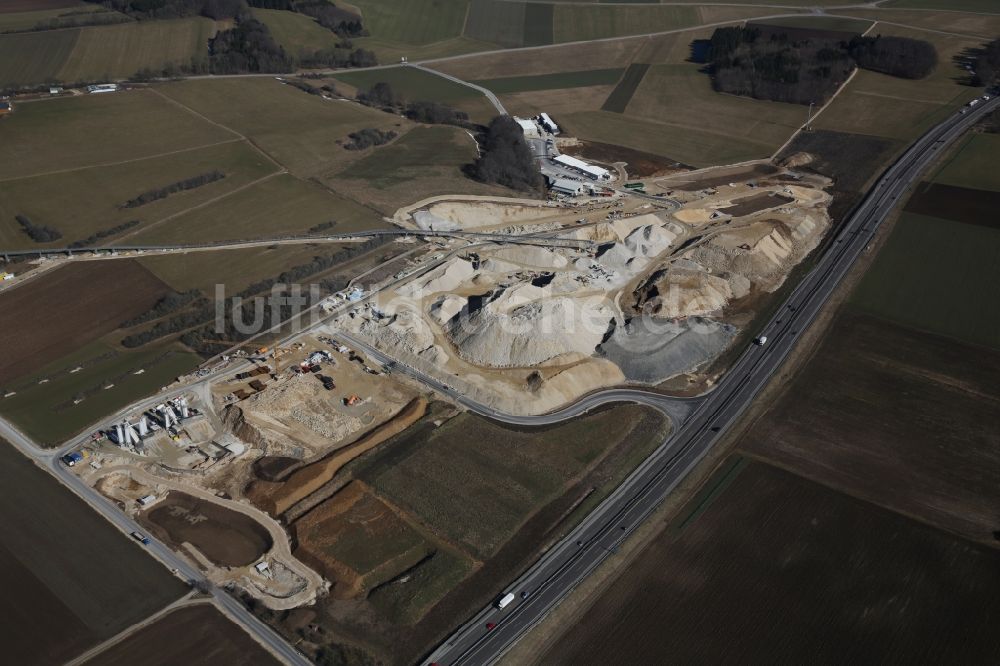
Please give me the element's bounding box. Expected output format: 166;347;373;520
246;398;427;517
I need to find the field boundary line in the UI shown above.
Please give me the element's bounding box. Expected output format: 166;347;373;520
0;138;243;184
64;592;200;666
831;14;996;39
112;170;286;244
149;87;288;172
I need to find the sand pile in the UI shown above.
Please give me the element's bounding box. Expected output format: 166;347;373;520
418;200;558;230
490;245;569;269
398;257;474;297
447;287;613;367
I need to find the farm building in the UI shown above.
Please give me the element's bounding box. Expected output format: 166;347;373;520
86;83;119;94
549;177;583;196
552;154;611;180
514;117;540;138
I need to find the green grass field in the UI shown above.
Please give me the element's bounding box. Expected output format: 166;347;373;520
56;17;214;82
473;67;624;94
622;63;805;152
139;244;353;295
158;77;399;177
561;109;777;167
464;0;526;47
926;133;1000;193
0;4;119;33
601;62;649;113
816;25;982;142
328;124;496;213
128;173;385;244
0;89;230;180
0;29;78;86
331;66;496;123
360;406;665;558
751;15;873;34
351;0;469;45
851;212;1000;349
883;0;1000;11
252;8;338;55
553;4;699;43
0;140;276;250
0;339;201;445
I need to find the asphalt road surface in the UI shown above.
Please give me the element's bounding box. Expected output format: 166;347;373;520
422;96;1000;666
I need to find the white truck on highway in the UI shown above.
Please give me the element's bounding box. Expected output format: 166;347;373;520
753;336;768;346
496;592;516;609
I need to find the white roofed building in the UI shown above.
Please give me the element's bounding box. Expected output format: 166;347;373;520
514;117;540;137
552;154;611;180
549;178;583;196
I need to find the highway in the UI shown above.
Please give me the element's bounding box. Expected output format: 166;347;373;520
422;96;1000;666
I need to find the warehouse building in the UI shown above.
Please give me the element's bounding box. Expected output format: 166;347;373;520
548;177;584;196
552;154;611;180
538;112;559;134
514;117;540;137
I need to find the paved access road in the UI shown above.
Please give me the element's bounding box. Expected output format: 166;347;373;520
0;418;313;666
423;96;1000;666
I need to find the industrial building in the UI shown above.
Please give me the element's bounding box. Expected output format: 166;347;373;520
86;83;118;94
514;117;540;138
552;154;611;180
538;112;559;134
548;177;584;196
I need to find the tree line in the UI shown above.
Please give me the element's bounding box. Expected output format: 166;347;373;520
343;128;397;150
68;219;141;248
708;26;937;105
86;0;245;20
15;215;62;243
972;38;1000;88
122;171;225;208
356;82;474;128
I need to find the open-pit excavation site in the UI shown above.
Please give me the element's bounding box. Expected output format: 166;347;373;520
337;161;832;412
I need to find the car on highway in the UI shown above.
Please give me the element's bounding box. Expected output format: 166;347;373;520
753;336;768;345
485;622;496;631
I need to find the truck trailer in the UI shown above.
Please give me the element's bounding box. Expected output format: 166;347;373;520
496;592;516;609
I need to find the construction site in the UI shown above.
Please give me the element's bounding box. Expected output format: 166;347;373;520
56;154;832;630
63;333;429;611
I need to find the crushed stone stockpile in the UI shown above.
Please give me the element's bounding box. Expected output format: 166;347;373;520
599;317;737;383
447;287;614;368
